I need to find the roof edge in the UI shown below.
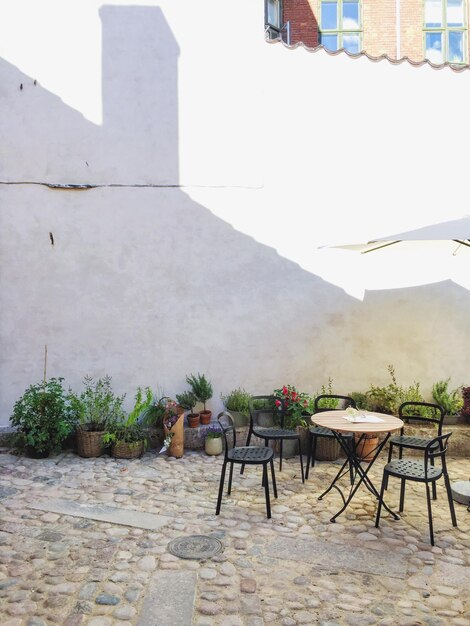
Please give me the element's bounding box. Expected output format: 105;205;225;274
266;38;470;73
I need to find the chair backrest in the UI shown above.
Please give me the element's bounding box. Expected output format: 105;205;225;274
399;402;445;435
217;411;236;456
248;395;278;427
314;394;357;414
424;432;452;476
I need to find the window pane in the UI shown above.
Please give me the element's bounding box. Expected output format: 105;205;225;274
343;2;360;29
447;0;464;27
321;2;338;30
321;33;339;51
267;0;281;28
425;32;444;63
425;0;442;27
448;30;464;62
343;33;360;53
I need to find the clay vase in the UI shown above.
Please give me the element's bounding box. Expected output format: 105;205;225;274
205;436;223;456
199;410;212;425
355;433;379;462
187;413;200;428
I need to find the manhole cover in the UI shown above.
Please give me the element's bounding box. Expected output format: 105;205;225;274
167;535;223;560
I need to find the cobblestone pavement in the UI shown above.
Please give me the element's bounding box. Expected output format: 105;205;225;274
0;448;469;626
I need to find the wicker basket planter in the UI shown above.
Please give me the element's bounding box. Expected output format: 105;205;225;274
314;437;341;461
112;440;145;459
76;425;105;458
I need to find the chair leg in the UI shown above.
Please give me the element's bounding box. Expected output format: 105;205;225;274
443;473;458;527
298;437;305;483
311;435;318;469
387;442;394;463
270;458;277;498
399;478;406;513
431;456;437;500
227;463;234;495
375;471;387;529
279;439;283;472
263;464;271;519
425;482;435;546
305;432;313;479
240;428;253;475
216;461;228;515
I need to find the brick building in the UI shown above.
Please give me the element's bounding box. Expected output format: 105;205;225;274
265;0;469;64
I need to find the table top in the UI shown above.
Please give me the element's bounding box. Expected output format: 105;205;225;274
312;410;404;434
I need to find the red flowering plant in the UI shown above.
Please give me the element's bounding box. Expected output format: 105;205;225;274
273;385;310;429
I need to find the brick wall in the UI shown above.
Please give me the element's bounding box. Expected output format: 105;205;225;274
283;0;319;48
280;0;470;63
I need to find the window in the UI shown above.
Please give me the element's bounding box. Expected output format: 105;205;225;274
319;1;361;53
424;0;467;63
265;0;283;40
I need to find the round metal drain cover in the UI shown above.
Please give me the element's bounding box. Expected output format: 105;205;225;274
451;480;470;505
167;535;223;560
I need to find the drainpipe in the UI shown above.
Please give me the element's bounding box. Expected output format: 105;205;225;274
396;0;401;59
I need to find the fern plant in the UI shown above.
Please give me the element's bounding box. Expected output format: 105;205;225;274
432;379;463;415
186;373;213;411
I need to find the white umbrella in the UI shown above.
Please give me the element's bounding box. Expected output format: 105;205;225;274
311;217;470;300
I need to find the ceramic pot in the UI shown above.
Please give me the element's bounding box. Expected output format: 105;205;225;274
205;437;223;456
199;410;212;425
355;433;378;462
187;413;200;428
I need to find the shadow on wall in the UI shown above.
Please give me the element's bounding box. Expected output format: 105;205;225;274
0;5;469;422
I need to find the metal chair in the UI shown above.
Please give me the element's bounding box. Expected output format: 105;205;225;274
216;411;277;519
376;433;457;545
387;401;446;499
305;394;356;480
241;396;304;482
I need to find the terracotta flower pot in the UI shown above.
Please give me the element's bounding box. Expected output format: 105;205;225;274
187;413;200;428
355;433;378;462
199;410;212;425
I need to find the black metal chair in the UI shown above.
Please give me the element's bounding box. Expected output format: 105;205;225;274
387;401;446;499
305;394;356;480
216;411;277;519
376;433;457;545
241;396;304;482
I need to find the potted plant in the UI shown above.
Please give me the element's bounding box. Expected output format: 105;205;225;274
69;375;125;458
186;373;213;425
103;387;152;459
176;391;200;428
10;377;74;458
273;384;310;457
140;392;169;449
221;387;251;427
204;425;223;456
432;379;463;425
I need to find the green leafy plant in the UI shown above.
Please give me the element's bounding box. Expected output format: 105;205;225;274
186;373;213;412
432;379;463;416
273;384;310;429
349;391;368;410
175;391;198;414
221;388;251;417
312;378;340;410
68;375;125;431
366;365;425;415
102;387;151;447
141;393;176;429
10;378;74;456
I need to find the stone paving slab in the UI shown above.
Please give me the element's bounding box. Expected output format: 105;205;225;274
28;498;173;530
266;535;408;579
137;570;197;626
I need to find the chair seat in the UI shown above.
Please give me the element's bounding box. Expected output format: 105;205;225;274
309;426;353;438
390;435;439;449
384;458;442;481
252;427;299;439
228;446;274;463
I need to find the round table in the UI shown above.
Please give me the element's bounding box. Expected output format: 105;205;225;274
311;410;404;522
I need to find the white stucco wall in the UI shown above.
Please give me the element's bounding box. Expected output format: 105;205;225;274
0;0;469;423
